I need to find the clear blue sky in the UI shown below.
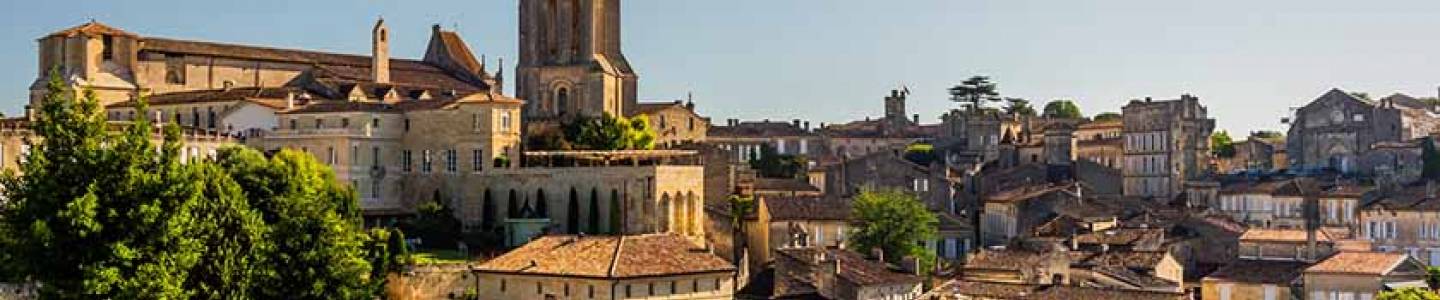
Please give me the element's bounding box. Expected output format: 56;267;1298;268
6;0;1440;135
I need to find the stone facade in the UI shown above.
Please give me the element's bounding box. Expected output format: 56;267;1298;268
1286;90;1440;175
472;234;736;300
1360;184;1440;266
1122;95;1215;200
634;100;708;147
516;0;637;119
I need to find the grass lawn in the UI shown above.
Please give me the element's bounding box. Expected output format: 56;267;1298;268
407;248;472;265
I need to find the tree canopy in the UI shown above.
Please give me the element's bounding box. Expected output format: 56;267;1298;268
749;144;807;179
562;114;657;150
1092;112;1122;122
1377;288;1440;300
1211;131;1236;158
1423;137;1440;181
0;71;386;299
1003;98;1037;116
1042;100;1084;119
948;76;1001;112
847;189;938;270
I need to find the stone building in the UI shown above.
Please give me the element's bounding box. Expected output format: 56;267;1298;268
1302;251;1429;300
1200;260;1309;300
516;0;637;120
743;196;851;272
1122;95;1215;201
769;247;925;300
1220;136;1283;174
707;119;824;165
27;17;712;246
472;234;736;300
1286;89;1440;175
634;100;708;147
1360;183;1440;266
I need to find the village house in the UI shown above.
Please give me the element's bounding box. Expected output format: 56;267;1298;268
764;247;925;300
742;196;851;273
1302;251;1430;300
1359;183;1440;266
471;234;736;300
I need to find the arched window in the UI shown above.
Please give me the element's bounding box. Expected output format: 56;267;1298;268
588;188;600;233
482;189;495;230
610;189;622;234
567;187;580;234
536;189;549;218
207;108;216;129
508;189;520;218
555;87;570;116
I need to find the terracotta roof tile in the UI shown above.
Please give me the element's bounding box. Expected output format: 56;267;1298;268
775;248;922;286
1239;228;1333;244
764;196;850;221
710;121;814;138
474;234;734;278
1305;252;1412;275
45;21;137;38
753;178;821;193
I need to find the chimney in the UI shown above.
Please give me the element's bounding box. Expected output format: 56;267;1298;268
913;114;920;124
23;105;33;122
804;121;811;131
371;18;391;84
285;92;296;109
793;119;801;128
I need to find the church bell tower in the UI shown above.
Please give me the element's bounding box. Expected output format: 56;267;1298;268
517;0;638;120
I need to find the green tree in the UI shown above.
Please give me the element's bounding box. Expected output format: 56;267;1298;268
399;192;463;249
847;189;938;269
563;114;657;150
948;76;1001;112
1377;288;1440;300
187;162;270;299
749;144;807;179
0;71;205;298
1003;98;1037;116
1424;137;1440;181
1042;100;1084;119
1211;131;1237;158
216;147;375;299
903;143;937;165
1092;112;1122;122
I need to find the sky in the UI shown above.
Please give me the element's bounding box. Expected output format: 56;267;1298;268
6;0;1440;135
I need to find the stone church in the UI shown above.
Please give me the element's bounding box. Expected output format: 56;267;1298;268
516;0;638;120
18;2;705;247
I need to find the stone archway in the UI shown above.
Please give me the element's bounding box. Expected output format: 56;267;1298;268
567;187;580;234
661;192;673;233
588;188;600;234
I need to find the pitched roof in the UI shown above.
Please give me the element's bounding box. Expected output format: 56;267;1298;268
1305;252;1413;275
935;280;1184;300
984;182;1070;203
1203;259;1309;284
1073;228;1167;248
775;248;923;286
1239;228;1333;244
763;196;850;222
634;101;688;115
1364;183;1440;212
709;121;814;138
473;234;735;278
109;87;294;109
753;178;821;194
45;21;137;38
964;248;1064;272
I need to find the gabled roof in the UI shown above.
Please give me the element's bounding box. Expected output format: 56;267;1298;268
1239;228;1333;244
44;21;137;39
763;196;850;222
1203;259;1309;284
1305;251;1416;275
775;248;922;286
473;234;734;279
710;121;814;138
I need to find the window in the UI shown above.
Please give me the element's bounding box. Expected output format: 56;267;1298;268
422;150;433;173
473;149;484;172
326;147;335;164
372;147;381;166
1218;283;1233;300
501;111;513;131
207;108;216;129
445;149;458;173
315;118;324;129
404;119;411;132
914;178;930;192
370;179;380;199
351;145;359;165
501;279;507;292
588;285;594;299
536;282;542;294
473;113;481;131
342;118;350;128
289;119;297;129
164;54;186;85
372;118;380;129
402;150;413;172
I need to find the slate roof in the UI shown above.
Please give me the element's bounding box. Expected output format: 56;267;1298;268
764;196;850;222
1073;228;1167;248
110;87;294;109
473;234;734;278
1305;252;1412;275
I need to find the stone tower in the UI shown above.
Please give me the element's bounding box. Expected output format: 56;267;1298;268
372;18;390;84
884;88;909;128
517;0;638;120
